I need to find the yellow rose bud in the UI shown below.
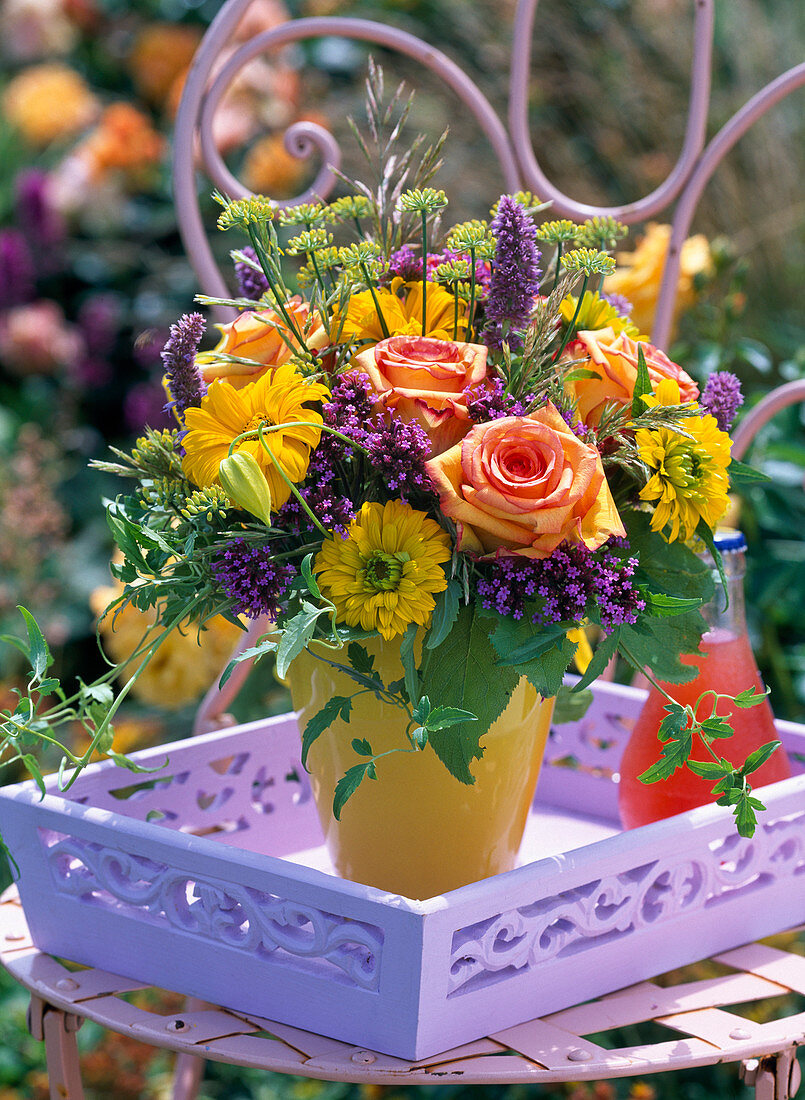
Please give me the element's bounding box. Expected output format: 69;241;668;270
218;452;273;525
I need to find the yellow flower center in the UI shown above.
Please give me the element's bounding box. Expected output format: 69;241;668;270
363;550;405;592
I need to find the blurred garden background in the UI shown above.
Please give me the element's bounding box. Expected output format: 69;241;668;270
0;0;803;1095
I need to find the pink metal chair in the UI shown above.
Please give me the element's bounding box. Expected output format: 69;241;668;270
174;0;805;733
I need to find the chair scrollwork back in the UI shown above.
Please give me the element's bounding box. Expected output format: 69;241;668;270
174;0;804;348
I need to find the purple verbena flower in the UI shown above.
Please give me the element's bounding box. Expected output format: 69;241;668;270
277;371;373;536
476;538;645;632
465;376;536;422
161;312;206;419
0;229;35;309
234;246;269;301
386;245;422;283
700;371;744;432
365;414;435;498
482;195;541;350
211;539;295;620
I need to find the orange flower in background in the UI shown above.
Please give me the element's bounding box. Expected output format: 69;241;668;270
565;326;699;426
353;335;489;456
425;403;624;559
91;577;241;709
3;62;98;145
243;133;309;196
603;222;712;338
127;22;203;106
197;300;328;388
79;103;165;178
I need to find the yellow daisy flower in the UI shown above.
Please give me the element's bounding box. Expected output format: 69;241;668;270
337;277;468;347
636;378;731;542
314;500;451;640
181;364;329;511
560;290;643;339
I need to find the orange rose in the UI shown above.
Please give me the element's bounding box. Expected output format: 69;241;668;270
566;326;699;425
197;298;328;388
352;335;488;455
425;403;625;559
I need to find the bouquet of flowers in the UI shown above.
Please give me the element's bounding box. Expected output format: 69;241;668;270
1;69;777;848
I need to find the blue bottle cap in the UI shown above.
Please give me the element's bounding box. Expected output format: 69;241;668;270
713;527;747;552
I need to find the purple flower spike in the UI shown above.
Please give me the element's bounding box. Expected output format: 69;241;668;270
162;312;206;419
700;371;744;433
482;195;541;349
234;246;269;301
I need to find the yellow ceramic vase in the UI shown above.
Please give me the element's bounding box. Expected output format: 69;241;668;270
286;636;555;900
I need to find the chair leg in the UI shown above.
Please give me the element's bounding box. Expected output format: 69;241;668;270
172;1051;206;1100
27;995;86;1100
741;1049;802;1100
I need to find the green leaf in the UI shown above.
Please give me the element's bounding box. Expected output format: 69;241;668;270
21;754;47;797
492;622;570;666
17;607;53;680
733;686;770;709
420;605;519;784
411;726;428;749
564;367;604;381
424;705;479;731
315;656;386;697
0;835;20;881
741;740;781;776
347;643;375;676
400;623;420;707
300;553;322;599
728;458;771;486
572;628;621;691
0;633;30;660
411;696;431;724
732;789;764;838
351;737;373;756
276;604;322;680
646;592;704;618
552;683;593;724
301;695;352;769
694;518;728;611
333;762;373;820
219;637;277;688
106;509;150;573
686;759;732;780
426;578;461;650
34;678;61;696
107;751;169;775
631;344;653;416
699;716;735;739
638;704;692;782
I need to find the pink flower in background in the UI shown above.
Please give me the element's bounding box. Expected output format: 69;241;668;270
0;300;84;376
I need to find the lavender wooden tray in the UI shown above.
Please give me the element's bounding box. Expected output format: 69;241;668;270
2;679;804;1061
